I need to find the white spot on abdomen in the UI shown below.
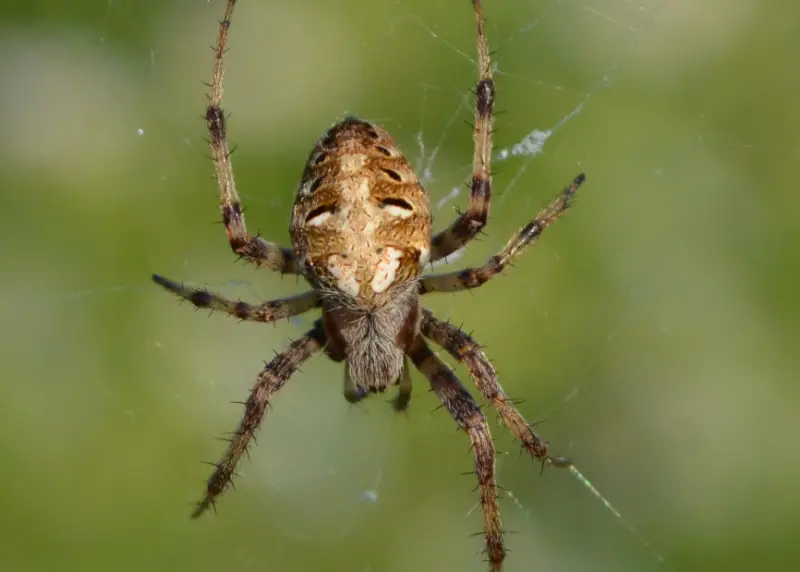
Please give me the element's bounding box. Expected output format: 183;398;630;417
328;254;360;297
371;247;403;293
418;246;430;268
307;210;332;227
340;154;366;174
382;204;413;218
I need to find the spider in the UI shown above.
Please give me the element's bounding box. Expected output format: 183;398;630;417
152;0;585;569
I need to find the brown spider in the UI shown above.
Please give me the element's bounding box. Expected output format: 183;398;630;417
153;0;585;569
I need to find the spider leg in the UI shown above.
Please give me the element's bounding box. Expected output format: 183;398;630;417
430;0;494;262
342;362;367;404
421;308;570;468
420;174;585;294
206;0;298;273
392;359;413;412
152;274;318;323
192;320;326;518
408;336;506;571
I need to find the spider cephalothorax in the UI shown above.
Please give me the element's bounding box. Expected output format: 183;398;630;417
152;1;585;570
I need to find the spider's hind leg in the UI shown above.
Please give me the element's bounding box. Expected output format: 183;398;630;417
192;321;326;518
420;308;570;468
391;361;413;412
408;336;506;570
343;363;368;404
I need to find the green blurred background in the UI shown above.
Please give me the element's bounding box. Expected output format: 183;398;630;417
1;0;798;571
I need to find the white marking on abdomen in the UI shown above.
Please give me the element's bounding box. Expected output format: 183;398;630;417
382;204;413;218
418;246;430;268
307;210;332;227
340;154;366;174
328;254;360;297
371;247;403;293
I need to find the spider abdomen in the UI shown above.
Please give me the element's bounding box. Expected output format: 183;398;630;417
290;117;432;309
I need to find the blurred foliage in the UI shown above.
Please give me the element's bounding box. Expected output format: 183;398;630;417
1;1;798;571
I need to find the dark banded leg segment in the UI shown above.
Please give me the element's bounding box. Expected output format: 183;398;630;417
408;336;506;571
152;274;318;323
392;359;413;412
206;0;298;273
421;308;571;468
192;320;326;518
430;0;495;262
420;174;585;295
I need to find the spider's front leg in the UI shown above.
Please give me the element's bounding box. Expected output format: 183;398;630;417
152;274;318;323
205;0;298;274
191;321;326;518
206;103;298;273
430;0;495;263
408;337;506;571
421;308;571;468
420;173;585;294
